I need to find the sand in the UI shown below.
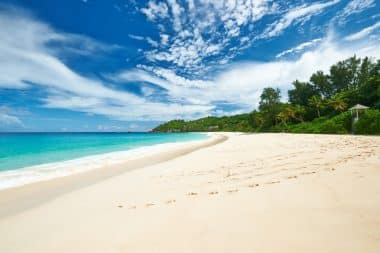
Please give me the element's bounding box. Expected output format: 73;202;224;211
0;133;379;252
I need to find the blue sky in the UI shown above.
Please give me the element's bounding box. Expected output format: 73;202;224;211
0;0;379;132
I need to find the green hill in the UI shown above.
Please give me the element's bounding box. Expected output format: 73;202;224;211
153;56;380;135
152;114;254;132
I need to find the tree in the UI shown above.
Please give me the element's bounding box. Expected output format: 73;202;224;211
328;95;347;113
359;76;380;108
329;56;361;92
276;104;296;126
293;105;306;122
309;71;333;98
369;59;380;76
250;110;264;129
308;95;324;118
259;87;281;110
259;88;282;127
288;80;317;106
358;57;372;86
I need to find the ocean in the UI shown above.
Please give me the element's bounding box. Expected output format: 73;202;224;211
0;132;208;189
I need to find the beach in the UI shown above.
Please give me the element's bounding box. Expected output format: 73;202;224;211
0;133;379;252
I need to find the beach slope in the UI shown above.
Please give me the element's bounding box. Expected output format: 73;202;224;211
0;133;379;253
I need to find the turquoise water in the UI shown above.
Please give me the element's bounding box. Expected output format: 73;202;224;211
0;132;207;172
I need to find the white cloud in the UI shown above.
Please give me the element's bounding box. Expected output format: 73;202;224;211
160;34;169;45
140;0;278;74
128;34;161;48
140;1;169;21
2;3;380;124
128;34;144;40
167;0;183;32
261;0;340;38
336;0;375;24
97;124;139;132
0;6;214;121
138;0;343;76
42;94;214;121
114;32;380;110
344;21;380;41
276;38;322;58
0;111;23;127
146;37;159;47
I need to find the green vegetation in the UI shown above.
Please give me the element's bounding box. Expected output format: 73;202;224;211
153;56;380;135
153;114;254;132
354;110;380;135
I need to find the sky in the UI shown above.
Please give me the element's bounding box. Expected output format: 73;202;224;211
0;0;379;132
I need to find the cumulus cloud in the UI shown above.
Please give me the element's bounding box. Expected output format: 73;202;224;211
0;6;214;121
2;2;380;124
113;33;380;109
140;0;279;75
140;0;169;21
138;0;344;76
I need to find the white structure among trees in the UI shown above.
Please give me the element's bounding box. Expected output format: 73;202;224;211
349;104;369;122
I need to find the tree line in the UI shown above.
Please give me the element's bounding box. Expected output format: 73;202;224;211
252;56;379;129
153;56;380;134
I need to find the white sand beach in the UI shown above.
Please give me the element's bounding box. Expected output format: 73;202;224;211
0;133;379;253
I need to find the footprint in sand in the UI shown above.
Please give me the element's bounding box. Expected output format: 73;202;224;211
301;171;316;175
117;205;123;208
208;191;219;195
266;181;280;184
165;199;176;204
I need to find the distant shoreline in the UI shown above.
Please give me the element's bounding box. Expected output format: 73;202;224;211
0;133;227;218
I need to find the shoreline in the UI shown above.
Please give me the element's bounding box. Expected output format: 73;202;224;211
0;132;209;189
1;133;379;253
0;133;228;218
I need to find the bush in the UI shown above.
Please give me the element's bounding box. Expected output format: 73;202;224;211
268;112;352;134
354;110;380;135
319;112;351;134
271;117;325;133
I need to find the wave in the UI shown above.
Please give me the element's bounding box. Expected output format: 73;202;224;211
0;135;212;190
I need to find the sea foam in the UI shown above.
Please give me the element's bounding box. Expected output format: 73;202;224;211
0;135;212;190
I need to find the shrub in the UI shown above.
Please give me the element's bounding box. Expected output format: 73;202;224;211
319;112;351;134
268;113;352;134
354;110;380;135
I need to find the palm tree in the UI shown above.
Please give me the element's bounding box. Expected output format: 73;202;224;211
276;112;288;126
328;95;347;112
276;105;296;126
293;105;305;122
308;95;324;118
